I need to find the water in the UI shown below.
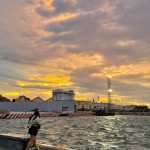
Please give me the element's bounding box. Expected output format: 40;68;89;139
0;115;150;150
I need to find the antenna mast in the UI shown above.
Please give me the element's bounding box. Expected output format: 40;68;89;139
107;76;112;112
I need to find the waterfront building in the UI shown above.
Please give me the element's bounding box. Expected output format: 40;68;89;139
46;98;53;101
52;89;75;101
0;94;10;102
94;102;109;110
0;90;75;112
32;97;44;102
111;104;124;111
14;95;30;102
93;103;131;111
75;101;94;111
97;103;134;112
0;100;75;112
75;101;113;111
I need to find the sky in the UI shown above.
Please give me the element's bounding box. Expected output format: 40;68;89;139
0;0;149;106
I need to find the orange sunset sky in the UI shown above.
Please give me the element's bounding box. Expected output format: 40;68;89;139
0;0;149;106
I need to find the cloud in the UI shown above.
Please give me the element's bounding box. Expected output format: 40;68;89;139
0;0;149;105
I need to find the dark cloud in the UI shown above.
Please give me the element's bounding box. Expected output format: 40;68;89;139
36;0;102;18
113;79;150;101
15;84;53;90
0;0;149;103
41;0;150;65
115;0;150;43
70;67;109;93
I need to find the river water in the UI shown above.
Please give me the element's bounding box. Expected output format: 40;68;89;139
0;115;150;150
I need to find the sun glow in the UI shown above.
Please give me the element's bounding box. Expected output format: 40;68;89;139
42;91;52;96
3;92;20;97
17;74;73;88
17;81;28;87
44;0;54;8
49;12;79;22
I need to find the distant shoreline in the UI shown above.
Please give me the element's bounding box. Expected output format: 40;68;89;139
115;112;150;116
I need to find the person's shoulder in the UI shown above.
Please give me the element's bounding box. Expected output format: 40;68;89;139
37;116;40;119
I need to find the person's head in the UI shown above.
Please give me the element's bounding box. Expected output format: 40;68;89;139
33;108;40;117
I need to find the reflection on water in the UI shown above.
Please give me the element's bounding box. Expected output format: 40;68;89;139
0;116;150;150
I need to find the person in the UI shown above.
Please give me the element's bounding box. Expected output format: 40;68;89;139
26;108;41;150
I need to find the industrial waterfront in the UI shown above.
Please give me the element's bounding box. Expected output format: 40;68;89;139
0;77;149;150
0;116;150;150
0;0;150;149
1;80;149;115
0;80;149;149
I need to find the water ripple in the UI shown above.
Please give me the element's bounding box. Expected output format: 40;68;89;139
0;116;150;149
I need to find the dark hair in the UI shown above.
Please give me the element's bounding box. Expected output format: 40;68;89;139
34;110;40;118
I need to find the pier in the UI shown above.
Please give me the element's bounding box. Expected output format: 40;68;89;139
0;133;66;150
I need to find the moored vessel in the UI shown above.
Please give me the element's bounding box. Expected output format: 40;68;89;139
93;109;115;116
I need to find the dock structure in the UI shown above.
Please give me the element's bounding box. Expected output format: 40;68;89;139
0;133;66;150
